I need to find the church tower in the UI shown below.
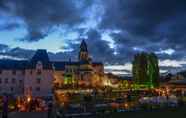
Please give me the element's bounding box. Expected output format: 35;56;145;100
79;40;89;61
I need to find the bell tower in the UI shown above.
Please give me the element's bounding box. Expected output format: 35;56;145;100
79;40;89;61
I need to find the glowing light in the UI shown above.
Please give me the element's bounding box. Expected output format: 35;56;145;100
27;96;31;102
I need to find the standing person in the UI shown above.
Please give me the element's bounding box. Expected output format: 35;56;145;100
2;95;8;118
47;102;53;118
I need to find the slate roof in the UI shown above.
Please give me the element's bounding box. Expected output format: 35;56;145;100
0;60;28;70
52;61;103;71
0;49;103;71
92;62;103;66
80;40;88;52
29;49;52;69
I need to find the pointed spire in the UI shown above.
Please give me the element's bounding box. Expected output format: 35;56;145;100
80;39;88;52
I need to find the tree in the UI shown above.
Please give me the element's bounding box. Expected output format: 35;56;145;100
132;52;159;88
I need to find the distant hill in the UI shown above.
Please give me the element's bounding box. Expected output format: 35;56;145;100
177;70;186;78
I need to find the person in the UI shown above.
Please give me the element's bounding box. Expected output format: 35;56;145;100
2;94;8;118
47;102;53;118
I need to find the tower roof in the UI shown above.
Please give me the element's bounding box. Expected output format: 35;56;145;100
30;49;52;69
31;49;50;63
80;40;88;52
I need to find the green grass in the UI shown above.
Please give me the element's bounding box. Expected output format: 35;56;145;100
97;106;186;118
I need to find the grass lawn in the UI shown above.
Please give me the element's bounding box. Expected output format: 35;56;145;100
98;106;186;118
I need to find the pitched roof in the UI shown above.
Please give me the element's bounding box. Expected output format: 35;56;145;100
0;49;103;70
31;49;50;63
92;62;103;66
80;40;88;52
0;60;28;70
52;61;79;71
29;49;52;69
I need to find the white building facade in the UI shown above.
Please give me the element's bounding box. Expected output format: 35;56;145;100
0;40;104;97
0;49;53;97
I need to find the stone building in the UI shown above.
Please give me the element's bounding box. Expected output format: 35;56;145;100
0;40;104;97
53;40;104;89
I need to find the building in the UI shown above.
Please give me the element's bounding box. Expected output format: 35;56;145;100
0;40;104;97
53;40;104;89
0;49;53;97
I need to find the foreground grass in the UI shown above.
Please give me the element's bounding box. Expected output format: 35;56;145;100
98;106;186;118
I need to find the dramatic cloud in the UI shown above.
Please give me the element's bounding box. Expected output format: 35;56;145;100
101;0;186;60
1;0;186;74
0;0;94;41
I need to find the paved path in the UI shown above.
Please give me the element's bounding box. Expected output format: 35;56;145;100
0;112;48;118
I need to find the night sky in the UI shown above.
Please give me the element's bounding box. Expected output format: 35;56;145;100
0;0;186;75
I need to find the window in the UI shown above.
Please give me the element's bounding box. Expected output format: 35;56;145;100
29;87;32;91
30;70;32;75
12;78;16;84
5;78;8;84
36;87;40;91
36;61;43;70
19;80;23;84
0;78;1;84
37;69;42;75
0;70;2;74
22;70;25;75
12;70;16;75
36;78;41;84
10;87;14;92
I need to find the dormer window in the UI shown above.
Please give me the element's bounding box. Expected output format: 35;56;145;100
36;61;43;70
36;61;42;75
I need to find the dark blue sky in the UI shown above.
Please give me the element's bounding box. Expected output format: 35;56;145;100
0;0;186;74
